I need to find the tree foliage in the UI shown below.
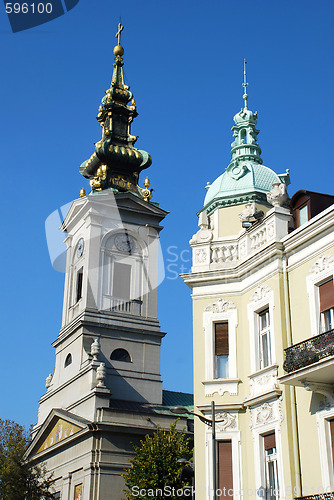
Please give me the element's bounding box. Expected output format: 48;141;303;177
122;422;193;500
0;419;54;500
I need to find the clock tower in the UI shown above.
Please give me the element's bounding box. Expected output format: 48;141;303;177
25;25;193;500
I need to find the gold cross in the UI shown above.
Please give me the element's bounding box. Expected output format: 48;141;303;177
115;22;124;45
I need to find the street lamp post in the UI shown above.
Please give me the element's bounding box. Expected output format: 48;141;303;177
171;401;218;500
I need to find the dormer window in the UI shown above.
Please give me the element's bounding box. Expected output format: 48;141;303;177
297;203;309;227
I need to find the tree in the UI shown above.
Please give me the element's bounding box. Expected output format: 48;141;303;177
122;422;193;500
0;419;54;500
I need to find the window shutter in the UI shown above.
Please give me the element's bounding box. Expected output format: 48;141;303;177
264;432;276;451
218;440;233;496
319;279;334;312
215;322;229;356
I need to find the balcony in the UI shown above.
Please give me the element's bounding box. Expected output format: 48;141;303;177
279;330;334;389
101;296;143;315
283;330;334;373
295;494;334;500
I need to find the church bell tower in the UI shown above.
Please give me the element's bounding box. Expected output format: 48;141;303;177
24;25;192;500
36;23;167;426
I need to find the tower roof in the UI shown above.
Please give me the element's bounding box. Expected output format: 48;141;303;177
203;61;289;215
79;24;153;202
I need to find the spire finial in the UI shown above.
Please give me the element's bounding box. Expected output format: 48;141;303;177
114;22;125;57
115;22;124;45
242;59;248;109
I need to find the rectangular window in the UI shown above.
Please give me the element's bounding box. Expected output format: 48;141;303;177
76;268;83;303
113;262;131;300
264;433;279;500
330;419;334;473
218;440;233;497
215;322;229;378
297;204;309;226
319;279;334;333
259;309;272;369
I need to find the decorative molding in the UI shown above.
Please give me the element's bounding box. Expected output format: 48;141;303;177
250;284;272;303
310;255;334;274
190;211;213;244
248;365;279;398
195;248;208;263
90;338;100;362
204;298;236;313
303;380;334;405
215;412;237;432
190;228;213;244
249;398;284;431
96;363;106;388
267;221;275;238
45;373;53;389
203;379;240;397
256;403;273;425
319;397;334;411
238;202;263;222
227;162;250;180
266;182;288;207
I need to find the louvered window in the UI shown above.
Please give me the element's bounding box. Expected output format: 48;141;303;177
215;322;229;378
319;279;334;333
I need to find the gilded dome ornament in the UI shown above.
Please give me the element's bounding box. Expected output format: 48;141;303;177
79;22;153;199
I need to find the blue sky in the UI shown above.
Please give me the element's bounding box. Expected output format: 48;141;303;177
0;0;333;429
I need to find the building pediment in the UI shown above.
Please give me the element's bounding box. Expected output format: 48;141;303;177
61;191;168;233
24;409;91;460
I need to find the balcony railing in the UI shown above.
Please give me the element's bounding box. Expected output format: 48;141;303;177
102;296;143;315
295;493;334;499
283;329;334;373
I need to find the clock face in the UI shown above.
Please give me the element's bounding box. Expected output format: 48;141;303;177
114;233;136;254
76;238;84;258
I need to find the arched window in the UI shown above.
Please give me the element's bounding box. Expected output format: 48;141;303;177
110;348;131;363
64;353;72;367
240;129;247;144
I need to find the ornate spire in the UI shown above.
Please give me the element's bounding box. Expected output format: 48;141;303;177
79;24;153;201
226;60;262;180
242;59;248;109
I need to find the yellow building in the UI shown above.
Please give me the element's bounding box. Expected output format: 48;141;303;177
182;71;334;499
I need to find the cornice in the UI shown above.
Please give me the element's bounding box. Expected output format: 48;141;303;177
243;389;282;408
196;403;244;412
181;241;284;288
39;364;93;403
55;310;163;347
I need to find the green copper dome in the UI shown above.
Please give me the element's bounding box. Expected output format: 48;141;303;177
204;162;281;210
202;61;289;215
